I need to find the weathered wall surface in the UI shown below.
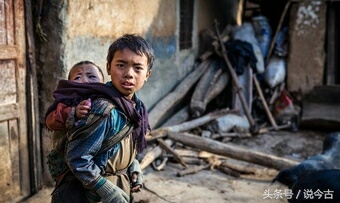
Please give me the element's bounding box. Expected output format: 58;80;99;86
287;1;326;94
64;0;195;110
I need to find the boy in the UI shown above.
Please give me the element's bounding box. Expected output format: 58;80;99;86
49;34;154;203
46;62;147;200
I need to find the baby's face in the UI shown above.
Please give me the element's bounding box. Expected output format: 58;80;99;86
107;48;151;100
69;64;104;83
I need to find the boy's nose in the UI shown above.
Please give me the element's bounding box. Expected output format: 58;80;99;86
124;68;133;78
82;77;89;83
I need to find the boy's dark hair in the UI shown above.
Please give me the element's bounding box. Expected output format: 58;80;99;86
68;60;104;80
106;34;155;70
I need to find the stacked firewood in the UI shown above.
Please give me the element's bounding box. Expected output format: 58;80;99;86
140;22;299;178
141;112;298;178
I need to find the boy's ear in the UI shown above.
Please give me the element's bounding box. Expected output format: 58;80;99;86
106;63;111;75
145;70;152;81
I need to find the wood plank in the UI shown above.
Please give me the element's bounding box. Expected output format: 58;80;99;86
0;103;20;121
0;45;18;59
14;0;31;198
9;119;20;195
0;60;17;102
301;102;340;130
0;1;5;44
304;85;340;103
302;86;340;130
5;0;14;45
0;0;29;201
0;121;15;202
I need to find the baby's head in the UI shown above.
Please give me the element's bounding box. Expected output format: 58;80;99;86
68;61;104;83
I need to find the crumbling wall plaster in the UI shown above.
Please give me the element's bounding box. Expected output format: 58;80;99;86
287;0;326;93
66;0;176;39
294;1;321;36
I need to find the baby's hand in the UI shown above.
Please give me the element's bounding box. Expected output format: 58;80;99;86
76;98;91;119
84;98;91;106
131;172;141;193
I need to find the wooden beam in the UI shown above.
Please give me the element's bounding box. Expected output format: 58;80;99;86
168;132;299;170
148;59;212;129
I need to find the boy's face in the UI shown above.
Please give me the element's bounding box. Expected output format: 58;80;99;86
107;48;151;100
69;64;104;83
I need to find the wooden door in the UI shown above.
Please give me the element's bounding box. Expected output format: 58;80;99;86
0;0;30;202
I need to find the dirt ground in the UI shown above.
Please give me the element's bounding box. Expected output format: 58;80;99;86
22;129;328;203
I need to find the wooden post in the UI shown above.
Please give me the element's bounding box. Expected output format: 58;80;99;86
253;75;279;130
214;20;258;134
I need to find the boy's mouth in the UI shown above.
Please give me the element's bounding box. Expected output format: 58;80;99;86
122;81;134;88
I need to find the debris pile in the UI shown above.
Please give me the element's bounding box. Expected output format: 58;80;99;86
140;12;302;178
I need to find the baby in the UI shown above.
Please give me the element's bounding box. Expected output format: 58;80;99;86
46;61;104;147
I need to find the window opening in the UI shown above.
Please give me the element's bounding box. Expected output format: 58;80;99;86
179;0;194;50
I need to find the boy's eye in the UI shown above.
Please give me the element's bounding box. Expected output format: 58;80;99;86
117;64;125;68
89;75;97;79
73;76;81;80
135;66;143;71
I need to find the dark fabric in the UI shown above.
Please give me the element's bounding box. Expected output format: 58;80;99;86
51;176;87;203
225;39;258;75
45;80;149;152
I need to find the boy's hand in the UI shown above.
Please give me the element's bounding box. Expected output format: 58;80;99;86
76;98;91;119
131;172;141;193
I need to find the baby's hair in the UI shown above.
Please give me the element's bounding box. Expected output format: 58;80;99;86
106;34;155;70
68;60;104;80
